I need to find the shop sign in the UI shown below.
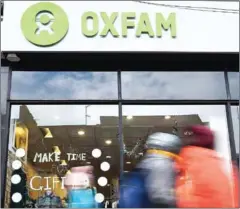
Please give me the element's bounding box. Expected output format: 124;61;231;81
30;176;66;191
2;1;238;52
33;152;87;163
20;2;176;47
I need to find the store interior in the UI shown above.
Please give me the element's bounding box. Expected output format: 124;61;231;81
5;105;208;208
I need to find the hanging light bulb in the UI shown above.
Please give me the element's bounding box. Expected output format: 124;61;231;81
60;160;67;166
53;146;61;155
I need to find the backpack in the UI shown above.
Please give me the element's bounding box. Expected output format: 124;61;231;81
119;169;152;208
175;146;239;208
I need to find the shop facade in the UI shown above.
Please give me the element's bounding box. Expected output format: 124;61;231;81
1;1;239;208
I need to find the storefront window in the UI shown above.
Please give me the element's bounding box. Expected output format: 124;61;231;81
10;72;118;100
4;70;239;208
121;72;226;100
5;105;120;208
228;72;239;100
122;105;230;172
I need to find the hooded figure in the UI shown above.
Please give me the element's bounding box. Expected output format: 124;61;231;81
119;132;182;208
182;125;215;149
176;125;239;208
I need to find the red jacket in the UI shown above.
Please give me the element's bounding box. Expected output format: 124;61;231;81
175;146;239;208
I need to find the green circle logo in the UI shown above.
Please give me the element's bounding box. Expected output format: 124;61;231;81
21;2;69;47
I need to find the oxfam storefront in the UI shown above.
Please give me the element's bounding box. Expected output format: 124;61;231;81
1;1;239;208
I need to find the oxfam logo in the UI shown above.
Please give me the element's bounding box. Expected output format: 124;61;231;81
21;2;69;47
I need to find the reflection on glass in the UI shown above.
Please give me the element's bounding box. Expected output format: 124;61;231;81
231;106;239;155
1;67;9;152
122;105;230;173
5;105;120;208
1;67;9;115
122;72;226;99
228;72;239;100
11;72;118;100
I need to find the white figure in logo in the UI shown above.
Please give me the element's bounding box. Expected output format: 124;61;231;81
35;12;55;35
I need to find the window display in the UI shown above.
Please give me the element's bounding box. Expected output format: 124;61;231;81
5;105;120;208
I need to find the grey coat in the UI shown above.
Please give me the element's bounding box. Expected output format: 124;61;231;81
137;153;177;208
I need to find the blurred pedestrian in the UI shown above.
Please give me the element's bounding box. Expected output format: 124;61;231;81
175;125;239;208
119;132;182;208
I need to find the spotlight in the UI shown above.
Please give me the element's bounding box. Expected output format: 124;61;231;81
78;130;85;136
105;140;112;145
126;115;133;120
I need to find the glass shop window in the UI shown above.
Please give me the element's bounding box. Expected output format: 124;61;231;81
10;71;118;100
121;72;227;100
5;105;120;208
